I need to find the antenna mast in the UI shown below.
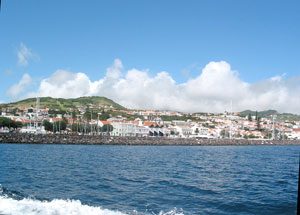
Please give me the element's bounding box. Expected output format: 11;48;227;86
35;97;40;128
229;100;232;139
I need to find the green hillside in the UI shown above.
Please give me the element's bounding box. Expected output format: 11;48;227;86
1;96;125;110
239;110;300;121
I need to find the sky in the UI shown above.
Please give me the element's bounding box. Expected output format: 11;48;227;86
0;0;299;113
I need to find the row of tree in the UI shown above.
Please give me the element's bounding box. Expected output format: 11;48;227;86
43;120;113;133
0;117;23;129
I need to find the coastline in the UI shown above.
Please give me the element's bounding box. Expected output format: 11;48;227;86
0;133;300;146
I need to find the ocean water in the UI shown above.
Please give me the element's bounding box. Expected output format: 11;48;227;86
0;144;299;215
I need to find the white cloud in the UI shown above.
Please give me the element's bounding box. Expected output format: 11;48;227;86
17;43;36;66
6;73;32;99
19;59;300;114
30;70;92;98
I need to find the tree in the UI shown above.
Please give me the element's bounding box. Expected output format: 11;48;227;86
0;117;23;129
248;114;252;121
83;111;92;121
195;128;199;135
53;120;67;133
220;129;226;138
102;124;113;132
43;120;53;131
99;110;110;120
71;111;77;119
256;117;261;131
248;134;258;139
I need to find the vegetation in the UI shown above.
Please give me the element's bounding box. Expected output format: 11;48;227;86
83;110;111;121
43;119;114;134
240;110;300;121
0;117;23;129
1;96;125;111
43;120;67;133
248;134;259;139
102;124;113;132
109;111;143;121
247;113;252;121
220;129;229;138
160;115;203;122
256;117;261;130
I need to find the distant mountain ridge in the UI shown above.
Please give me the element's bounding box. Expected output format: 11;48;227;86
0;96;125;110
239;110;300;121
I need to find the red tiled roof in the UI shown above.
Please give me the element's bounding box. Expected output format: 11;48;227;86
100;121;111;124
144;121;156;126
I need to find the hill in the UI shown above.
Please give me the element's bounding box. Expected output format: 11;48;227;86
0;96;125;111
239;110;300;121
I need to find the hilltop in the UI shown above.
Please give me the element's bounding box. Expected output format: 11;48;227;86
0;96;125;110
239;110;300;121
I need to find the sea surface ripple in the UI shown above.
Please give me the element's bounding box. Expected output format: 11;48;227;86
0;144;299;215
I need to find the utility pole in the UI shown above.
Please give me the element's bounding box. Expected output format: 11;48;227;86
97;113;99;135
76;116;78;134
272;115;277;140
90;111;93;135
35;97;40;129
229;100;232;139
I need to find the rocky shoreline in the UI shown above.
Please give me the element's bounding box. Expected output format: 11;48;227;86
0;133;300;146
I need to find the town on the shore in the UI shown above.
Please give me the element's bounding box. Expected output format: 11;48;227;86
0;98;300;140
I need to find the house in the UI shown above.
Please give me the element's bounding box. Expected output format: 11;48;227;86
111;122;136;136
175;125;192;137
191;124;209;137
135;126;149;137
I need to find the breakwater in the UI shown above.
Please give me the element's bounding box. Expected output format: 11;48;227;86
0;133;300;146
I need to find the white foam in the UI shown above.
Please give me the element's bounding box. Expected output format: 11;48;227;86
0;196;127;215
0;196;185;215
159;208;184;215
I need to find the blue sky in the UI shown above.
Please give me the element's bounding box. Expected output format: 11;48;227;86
0;0;300;113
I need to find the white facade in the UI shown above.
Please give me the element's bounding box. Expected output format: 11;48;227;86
111;122;136;136
20;127;46;134
175;125;193;137
135;126;149;137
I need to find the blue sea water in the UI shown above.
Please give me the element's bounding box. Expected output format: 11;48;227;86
0;144;299;215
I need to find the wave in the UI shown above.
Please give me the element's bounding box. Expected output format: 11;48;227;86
0;185;184;215
0;196;129;215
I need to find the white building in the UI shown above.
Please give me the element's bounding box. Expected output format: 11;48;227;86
175;125;193;137
111;122;136;136
135;126;149;137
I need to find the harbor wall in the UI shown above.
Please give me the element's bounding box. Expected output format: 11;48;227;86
0;133;300;146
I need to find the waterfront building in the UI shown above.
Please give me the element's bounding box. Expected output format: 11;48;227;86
111;122;136;136
135;126;149;137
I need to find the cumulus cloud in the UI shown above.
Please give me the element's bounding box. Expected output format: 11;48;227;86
17;43;37;66
26;70;92;99
6;73;32;99
21;59;300;114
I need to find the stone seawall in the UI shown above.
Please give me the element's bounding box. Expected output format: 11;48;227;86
0;133;300;146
